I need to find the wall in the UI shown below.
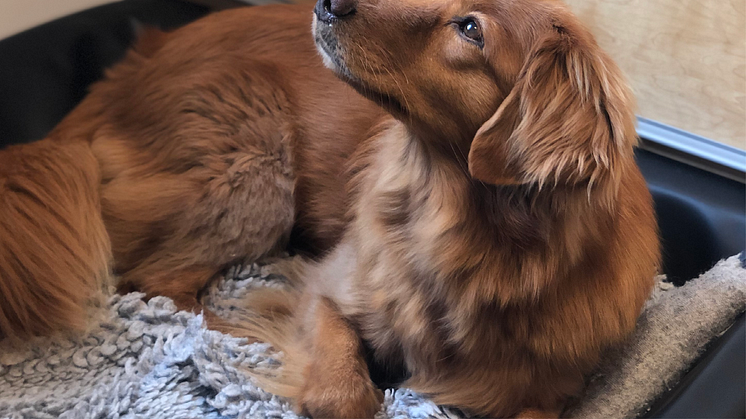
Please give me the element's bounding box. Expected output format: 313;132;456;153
0;0;116;40
564;0;746;150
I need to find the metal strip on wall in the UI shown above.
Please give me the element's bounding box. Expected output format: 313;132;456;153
637;117;746;184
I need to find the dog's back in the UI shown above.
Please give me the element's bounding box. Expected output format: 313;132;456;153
0;4;383;339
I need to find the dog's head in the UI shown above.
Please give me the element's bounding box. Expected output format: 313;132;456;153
313;0;636;189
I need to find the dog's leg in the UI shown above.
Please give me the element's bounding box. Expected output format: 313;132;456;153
125;264;263;338
131;265;213;311
230;242;380;414
297;296;382;419
95;127;296;333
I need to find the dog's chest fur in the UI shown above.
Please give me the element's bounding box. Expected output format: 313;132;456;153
345;122;598;384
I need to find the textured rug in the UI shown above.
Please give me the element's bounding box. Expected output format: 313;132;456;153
0;255;744;419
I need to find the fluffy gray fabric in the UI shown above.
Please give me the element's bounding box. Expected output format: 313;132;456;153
0;255;743;419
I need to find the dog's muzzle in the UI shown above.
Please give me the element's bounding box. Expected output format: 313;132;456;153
312;4;354;78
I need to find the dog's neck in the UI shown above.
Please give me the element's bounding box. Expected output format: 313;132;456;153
404;118;475;163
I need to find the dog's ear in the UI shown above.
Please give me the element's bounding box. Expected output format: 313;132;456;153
468;16;637;188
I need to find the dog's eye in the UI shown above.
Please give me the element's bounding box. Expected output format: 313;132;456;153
458;18;483;46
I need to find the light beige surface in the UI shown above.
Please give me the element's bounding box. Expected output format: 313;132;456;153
564;0;746;150
0;0;115;40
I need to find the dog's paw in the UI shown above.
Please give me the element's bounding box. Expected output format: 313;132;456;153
297;373;383;419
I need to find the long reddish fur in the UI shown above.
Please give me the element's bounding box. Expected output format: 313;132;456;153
0;1;659;417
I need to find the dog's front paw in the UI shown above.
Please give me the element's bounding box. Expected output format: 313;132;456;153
297;372;383;419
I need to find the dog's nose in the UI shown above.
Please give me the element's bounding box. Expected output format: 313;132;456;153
316;0;357;22
329;0;357;17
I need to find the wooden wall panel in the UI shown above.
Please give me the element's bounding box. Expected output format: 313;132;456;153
563;0;745;150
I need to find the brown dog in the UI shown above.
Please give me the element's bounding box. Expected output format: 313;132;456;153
0;0;659;417
241;0;659;417
0;4;382;338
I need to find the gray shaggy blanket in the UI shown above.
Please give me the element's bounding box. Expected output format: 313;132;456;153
0;255;744;419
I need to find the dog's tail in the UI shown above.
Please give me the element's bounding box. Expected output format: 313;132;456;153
0;138;112;340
